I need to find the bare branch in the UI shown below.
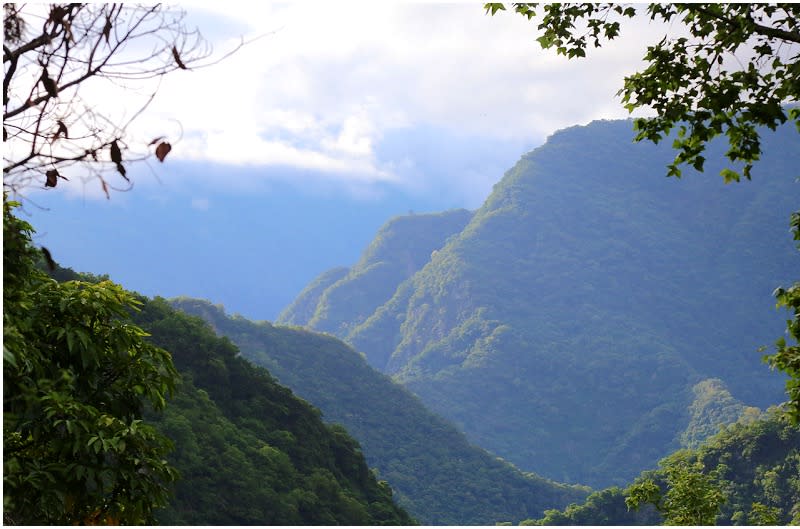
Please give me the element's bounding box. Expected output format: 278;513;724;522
2;3;243;193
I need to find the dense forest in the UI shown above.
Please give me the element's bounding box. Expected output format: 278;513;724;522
173;297;588;524
5;120;798;524
4;201;413;525
135;298;414;525
286;119;799;487
524;408;800;525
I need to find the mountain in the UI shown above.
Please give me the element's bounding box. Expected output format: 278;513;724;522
135;297;414;525
278;209;473;337
41;264;413;525
173;297;589;525
284;119;799;487
526;408;800;525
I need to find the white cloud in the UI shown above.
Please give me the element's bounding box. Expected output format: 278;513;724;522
85;3;672;197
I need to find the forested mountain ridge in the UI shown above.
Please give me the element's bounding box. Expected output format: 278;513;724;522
172;297;589;525
525;408;800;525
285;119;799;488
278;209;473;338
40;265;414;525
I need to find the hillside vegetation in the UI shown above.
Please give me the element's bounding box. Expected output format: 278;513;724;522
279;209;473;337
34;262;413;525
175;297;588;525
285;119;799;487
136;298;414;525
526;408;800;525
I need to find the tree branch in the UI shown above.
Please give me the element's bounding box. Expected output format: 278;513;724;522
688;5;800;45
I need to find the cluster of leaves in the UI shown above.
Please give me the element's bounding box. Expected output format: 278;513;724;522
174;297;590;525
765;211;800;424
3;197;179;524
484;3;800;182
625;455;726;525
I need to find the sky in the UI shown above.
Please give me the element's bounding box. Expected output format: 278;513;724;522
15;3;670;320
41;2;665;204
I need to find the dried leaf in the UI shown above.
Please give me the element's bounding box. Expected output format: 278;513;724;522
115;162;127;181
172;46;188;70
41;68;58;98
45;169;59;187
155;142;172;162
53;120;68;142
148;136;166;146
110;140;122;164
100;178;110;199
102;17;112;43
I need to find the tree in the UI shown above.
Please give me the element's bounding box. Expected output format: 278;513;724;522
764;212;800;424
748;502;782;526
3;197;180;524
485;2;800;423
2;3;221;196
484;3;799;182
625;455;726;525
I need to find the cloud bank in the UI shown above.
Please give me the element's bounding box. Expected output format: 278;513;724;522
131;4;664;194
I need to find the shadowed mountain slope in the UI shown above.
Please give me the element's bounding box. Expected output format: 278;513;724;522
286;119;799;487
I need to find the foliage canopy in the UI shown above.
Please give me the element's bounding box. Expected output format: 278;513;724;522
484;3;800;182
3;198;179;524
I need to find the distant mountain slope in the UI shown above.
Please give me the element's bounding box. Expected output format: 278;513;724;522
278;209;473;337
173;297;589;525
285;119;799;487
278;267;350;327
678;378;759;450
526;408;800;525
